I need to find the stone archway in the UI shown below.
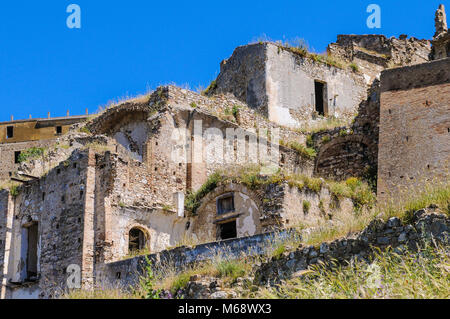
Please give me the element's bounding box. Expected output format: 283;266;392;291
127;225;150;253
314;134;377;180
192;183;263;242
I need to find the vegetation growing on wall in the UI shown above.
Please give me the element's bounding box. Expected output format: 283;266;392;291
17;147;45;163
184;165;376;215
255;245;449;299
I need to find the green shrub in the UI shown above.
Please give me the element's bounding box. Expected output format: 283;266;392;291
9;184;20;197
349;63;359;73
79;126;91;134
215;260;246;280
170;272;191;295
139;257;161;299
190;102;197;108
202;80;217;95
271;243;286;260
303;200;311;213
232;105;240;118
17;147;45;163
185;172;223;215
306;135;315;148
289;142;317;159
321;136;331;144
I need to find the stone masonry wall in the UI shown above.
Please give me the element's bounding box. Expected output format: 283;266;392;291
313;80;380;181
378;58;450;202
1;149;91;299
254;207;449;285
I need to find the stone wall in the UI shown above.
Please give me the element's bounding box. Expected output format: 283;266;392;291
328;34;431;82
254;207;449;285
94;229;293;291
0;139;56;181
313;81;380;181
0;149;91;299
194;180;357;243
377;58;450;202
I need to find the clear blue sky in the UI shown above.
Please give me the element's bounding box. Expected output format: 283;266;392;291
0;0;447;122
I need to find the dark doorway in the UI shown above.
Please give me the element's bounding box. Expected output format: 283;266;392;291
314;81;325;116
218;220;237;240
6;126;14;139
56;126;62;134
128;228;147;252
26;223;38;280
15;151;21;164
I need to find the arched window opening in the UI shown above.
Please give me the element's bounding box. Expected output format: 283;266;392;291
128;228;147;253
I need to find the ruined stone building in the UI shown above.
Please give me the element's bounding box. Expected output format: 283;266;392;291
0;115;88;181
0;5;448;299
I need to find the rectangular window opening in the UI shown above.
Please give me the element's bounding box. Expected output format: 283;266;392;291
56;126;62;134
15;151;21;164
7;126;14;139
314;81;327;116
218;220;237;240
22;223;38;281
217;194;235;215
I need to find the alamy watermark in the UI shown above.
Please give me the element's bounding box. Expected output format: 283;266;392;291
66;4;81;29
66;264;81;289
366;4;381;29
170;120;280;174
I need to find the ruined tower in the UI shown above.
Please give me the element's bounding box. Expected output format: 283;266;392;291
431;4;450;59
434;4;447;38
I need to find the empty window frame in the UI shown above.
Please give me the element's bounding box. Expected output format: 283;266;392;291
314;81;328;116
217;220;237;240
14;151;21;164
217;193;235;215
20;223;39;281
6;126;14;139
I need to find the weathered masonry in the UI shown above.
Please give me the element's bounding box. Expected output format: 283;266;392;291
0;4;448;300
210;42;368;127
377;58;450;201
0;115;88;181
431;4;450;60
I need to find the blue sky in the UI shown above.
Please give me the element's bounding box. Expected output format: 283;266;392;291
0;0;447;122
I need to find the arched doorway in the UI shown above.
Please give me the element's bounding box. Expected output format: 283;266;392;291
128;227;148;253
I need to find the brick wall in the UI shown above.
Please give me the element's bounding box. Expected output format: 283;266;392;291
378;58;450;202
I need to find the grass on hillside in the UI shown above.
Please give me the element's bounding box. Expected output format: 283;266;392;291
254;244;450;299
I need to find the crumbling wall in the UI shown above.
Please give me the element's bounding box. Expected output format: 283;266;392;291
328;34;431;82
211;43;268;115
211;43;367;128
313;80;380;181
431;5;450;60
378;58;450;202
1;149;91;299
0;139;55;181
265;43;367;127
194;180;358;242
